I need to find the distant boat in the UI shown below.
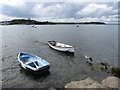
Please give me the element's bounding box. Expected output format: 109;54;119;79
18;52;50;73
32;20;37;28
48;41;75;53
32;25;37;28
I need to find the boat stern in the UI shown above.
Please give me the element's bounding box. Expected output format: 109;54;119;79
67;47;75;53
31;65;50;74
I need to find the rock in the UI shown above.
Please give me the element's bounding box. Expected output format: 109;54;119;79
86;82;106;88
65;76;120;88
0;81;2;89
101;76;120;88
48;87;56;90
65;77;102;88
0;81;2;84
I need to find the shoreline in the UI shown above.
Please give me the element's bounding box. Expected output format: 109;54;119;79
0;19;106;25
1;23;106;25
1;24;119;25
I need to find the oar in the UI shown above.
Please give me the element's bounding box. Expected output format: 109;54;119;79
33;41;48;45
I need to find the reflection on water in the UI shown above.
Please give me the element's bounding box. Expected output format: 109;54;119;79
1;25;118;88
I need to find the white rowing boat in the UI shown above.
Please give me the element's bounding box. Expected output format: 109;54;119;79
48;41;75;53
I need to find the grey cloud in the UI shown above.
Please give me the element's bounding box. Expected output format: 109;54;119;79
1;2;118;20
2;2;36;18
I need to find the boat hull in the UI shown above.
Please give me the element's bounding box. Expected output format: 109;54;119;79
18;52;50;74
24;65;50;74
48;42;75;53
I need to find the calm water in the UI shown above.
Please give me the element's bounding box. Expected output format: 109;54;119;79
1;25;118;88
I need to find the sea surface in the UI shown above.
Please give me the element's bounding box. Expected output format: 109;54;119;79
1;25;118;88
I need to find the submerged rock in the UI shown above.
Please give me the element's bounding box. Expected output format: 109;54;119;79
111;67;120;78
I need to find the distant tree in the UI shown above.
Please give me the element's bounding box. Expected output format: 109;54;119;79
28;18;31;20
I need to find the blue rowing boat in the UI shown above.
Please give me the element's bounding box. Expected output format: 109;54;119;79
18;52;50;73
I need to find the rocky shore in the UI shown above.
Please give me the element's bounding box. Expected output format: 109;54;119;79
65;76;119;88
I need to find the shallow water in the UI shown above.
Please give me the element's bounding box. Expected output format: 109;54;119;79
1;25;118;88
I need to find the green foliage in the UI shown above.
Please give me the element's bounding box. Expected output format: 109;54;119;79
112;67;120;78
1;19;105;25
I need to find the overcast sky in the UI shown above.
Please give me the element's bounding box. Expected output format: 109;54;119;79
0;0;119;23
